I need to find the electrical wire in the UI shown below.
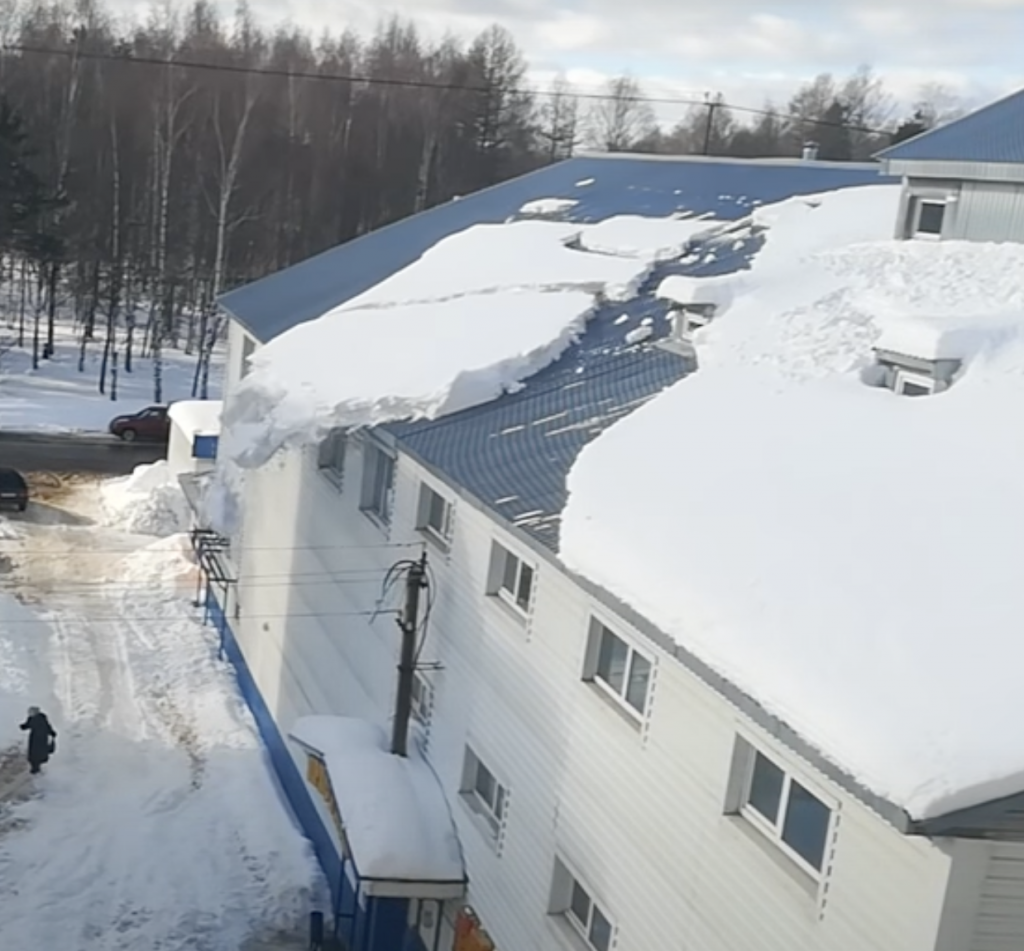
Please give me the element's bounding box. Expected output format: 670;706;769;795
0;607;398;624
1;42;894;136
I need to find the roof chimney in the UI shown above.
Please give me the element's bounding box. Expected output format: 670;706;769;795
802;141;820;161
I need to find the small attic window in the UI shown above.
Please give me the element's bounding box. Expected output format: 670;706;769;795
869;347;961;398
912;199;945;239
893;370;935;397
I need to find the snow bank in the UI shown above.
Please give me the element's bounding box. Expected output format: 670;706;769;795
519;197;578;216
290;716;464;884
578;214;719;260
102;461;191;537
169;398;222;436
562;182;1024;820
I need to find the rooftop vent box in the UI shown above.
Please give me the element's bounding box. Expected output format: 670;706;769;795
870;347;962;397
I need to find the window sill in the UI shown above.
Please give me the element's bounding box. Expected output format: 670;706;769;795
489;590;530;624
726;811;822;900
318;468;344;491
359;506;391;535
459;792;502;851
546;914;598;951
585;678;645;731
418;525;451;552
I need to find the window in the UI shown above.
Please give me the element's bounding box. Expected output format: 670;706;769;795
460;747;507;835
551;860;614;951
410;671;433;726
740;745;832;873
417;482;453;544
587;619;652;716
488;541;534;614
316;428;346;484
893;369;935;397
240;335;256;378
360;442;395;524
913;199;945;238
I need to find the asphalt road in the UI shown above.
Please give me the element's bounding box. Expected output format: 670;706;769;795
0;430;166;475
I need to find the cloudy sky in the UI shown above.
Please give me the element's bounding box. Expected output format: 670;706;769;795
154;0;1023;126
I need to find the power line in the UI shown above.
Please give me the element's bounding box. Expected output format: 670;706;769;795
0;607;397;624
2;42;894;136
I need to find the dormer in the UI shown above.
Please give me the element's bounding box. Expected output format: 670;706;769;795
871;347;961;397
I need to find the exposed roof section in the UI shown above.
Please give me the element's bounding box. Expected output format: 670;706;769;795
389;162;892;550
877;86;1024;165
219;155;885;343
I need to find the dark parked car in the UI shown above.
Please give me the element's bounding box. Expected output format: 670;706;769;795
0;467;28;512
108;405;171;443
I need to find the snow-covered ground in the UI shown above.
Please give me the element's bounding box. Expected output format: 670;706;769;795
561;183;1024;821
0;312;224;434
0;475;322;949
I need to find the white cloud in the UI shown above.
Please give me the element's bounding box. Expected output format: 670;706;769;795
125;0;1021;120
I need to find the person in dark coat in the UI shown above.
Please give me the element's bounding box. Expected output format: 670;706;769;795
19;706;57;774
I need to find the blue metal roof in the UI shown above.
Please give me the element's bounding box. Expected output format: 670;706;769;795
383;160;896;550
219;155;886;343
388;231;763;550
877;87;1024;165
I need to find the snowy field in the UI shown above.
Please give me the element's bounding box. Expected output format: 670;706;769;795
0;311;225;433
0;472;322;949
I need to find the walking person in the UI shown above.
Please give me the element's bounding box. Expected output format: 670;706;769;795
19;706;57;775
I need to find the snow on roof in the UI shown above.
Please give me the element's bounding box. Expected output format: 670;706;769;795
578;214;720;260
519;197;578;215
561;182;1024;821
217;214;710;480
289;716;464;885
168;399;223;437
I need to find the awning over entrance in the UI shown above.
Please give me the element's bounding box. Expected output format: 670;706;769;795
289;716;466;901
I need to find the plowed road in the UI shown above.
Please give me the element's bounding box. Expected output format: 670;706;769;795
0;431;165;475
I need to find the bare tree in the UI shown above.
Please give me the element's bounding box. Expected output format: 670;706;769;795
584;75;656;152
536;74;580;161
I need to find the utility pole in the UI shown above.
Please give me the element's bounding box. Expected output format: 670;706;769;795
391;553;427;757
703;96;719;156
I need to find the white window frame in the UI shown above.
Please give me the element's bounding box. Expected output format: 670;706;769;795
912;198;945;239
240;334;256;379
584;618;653;719
550;858;615;951
360;440;396;525
417;481;453;546
487;541;535;616
893;368;935;397
736;741;834;877
410;670;434;727
460;746;508;838
316;428;347;486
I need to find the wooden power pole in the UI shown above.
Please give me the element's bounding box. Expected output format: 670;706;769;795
391;553;427;757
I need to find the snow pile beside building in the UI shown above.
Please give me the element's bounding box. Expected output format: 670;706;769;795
561;182;1024;821
290;716;464;883
102;461;191;537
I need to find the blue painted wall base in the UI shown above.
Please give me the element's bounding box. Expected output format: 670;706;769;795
203;585;428;951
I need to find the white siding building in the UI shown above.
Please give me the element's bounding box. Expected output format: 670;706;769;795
220;427;1024;951
877;86;1024;243
200;155;1024;951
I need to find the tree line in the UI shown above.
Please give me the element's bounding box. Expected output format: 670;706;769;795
0;0;966;401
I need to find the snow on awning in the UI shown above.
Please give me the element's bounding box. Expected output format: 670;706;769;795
168;399;223;438
289;716;465;900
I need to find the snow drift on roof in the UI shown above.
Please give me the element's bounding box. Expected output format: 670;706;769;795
577;214;720;260
519;197;579;216
561;182;1024;821
168;399;222;437
289;716;464;885
208;213;725;532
